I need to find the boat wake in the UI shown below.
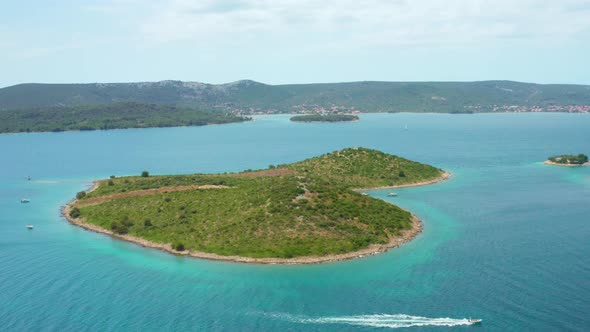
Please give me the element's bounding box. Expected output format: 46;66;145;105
267;313;479;328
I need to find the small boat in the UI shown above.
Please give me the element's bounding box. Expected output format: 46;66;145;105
26;225;34;230
21;198;30;203
387;192;398;197
468;318;482;324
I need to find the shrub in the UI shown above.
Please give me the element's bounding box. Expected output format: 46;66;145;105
107;180;114;186
164;197;172;202
173;242;185;251
120;216;134;227
76;191;86;199
122;219;134;227
69;207;81;218
111;222;129;234
399;171;406;177
141;171;149;177
110;175;116;179
144;219;152;227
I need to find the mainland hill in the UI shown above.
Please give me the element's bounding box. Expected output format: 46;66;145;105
65;148;449;264
2;80;590;113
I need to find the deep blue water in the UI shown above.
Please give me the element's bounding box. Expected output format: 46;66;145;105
1;113;589;331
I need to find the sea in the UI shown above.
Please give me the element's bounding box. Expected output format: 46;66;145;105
1;113;589;331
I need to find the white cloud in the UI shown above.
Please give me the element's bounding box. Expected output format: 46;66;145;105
82;0;149;14
137;0;590;49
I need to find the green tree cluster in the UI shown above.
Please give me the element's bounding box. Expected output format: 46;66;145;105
549;154;588;165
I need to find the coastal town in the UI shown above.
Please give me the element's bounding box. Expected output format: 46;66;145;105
228;103;590;115
466;104;590;113
228;104;361;116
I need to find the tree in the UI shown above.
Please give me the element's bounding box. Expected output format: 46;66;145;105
141;171;150;177
76;191;86;199
173;242;185;251
399;171;406;177
121;218;134;227
111;222;129;234
69;207;81;218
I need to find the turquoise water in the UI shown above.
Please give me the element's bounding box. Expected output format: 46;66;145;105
1;113;589;331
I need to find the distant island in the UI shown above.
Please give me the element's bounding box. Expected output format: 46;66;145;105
290;114;359;123
545;154;589;166
0;102;250;134
64;148;449;264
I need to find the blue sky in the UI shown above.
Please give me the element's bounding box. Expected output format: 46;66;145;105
1;0;590;87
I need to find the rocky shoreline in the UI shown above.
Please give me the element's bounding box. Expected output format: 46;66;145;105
543;160;590;167
353;171;451;191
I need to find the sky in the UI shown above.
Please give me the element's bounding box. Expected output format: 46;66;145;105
1;0;590;87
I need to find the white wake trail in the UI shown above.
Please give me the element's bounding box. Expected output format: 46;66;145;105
268;313;479;328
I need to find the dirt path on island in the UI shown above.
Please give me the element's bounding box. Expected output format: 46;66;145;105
77;184;230;207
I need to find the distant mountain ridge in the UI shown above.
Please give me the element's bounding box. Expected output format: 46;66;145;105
2;80;590;113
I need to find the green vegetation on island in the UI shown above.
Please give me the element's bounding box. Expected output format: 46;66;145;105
0;102;250;134
547;154;589;165
70;148;445;260
290;114;359;122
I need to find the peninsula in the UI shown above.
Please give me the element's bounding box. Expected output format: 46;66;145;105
64;148;449;264
290;114;359;123
0;102;250;134
544;154;589;166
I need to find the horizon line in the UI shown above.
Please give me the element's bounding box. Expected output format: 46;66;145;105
2;79;590;89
